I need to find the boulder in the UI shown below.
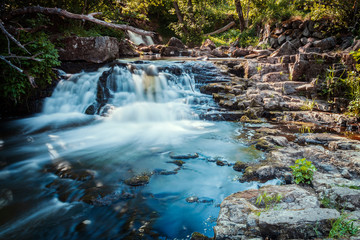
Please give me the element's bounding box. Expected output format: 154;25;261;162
119;39;140;57
231;48;250;57
270;41;297;57
259;208;340;239
201;39;216;50
59;36;119;63
214;185;339;239
167;37;186;49
211;48;228;58
160;46;180;56
313;37;336;51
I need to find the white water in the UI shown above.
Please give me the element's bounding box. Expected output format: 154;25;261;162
127;30;154;45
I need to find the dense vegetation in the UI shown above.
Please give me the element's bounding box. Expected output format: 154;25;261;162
0;0;359;116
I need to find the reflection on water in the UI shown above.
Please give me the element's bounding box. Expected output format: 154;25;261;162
0;61;276;239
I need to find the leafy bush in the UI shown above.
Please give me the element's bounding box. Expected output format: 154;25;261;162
0;31;60;104
290;158;317;184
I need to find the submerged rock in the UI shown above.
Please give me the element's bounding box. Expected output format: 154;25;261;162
124;174;150;186
169;152;199;159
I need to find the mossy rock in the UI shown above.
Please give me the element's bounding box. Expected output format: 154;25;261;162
233;161;249;172
167;160;185;167
124;174;150;186
190;232;211;240
255;139;275;151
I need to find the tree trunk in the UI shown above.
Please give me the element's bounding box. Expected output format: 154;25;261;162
173;1;189;34
234;0;246;31
3;6;154;36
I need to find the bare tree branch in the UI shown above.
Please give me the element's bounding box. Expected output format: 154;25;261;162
3;6;155;36
204;22;236;36
3;55;44;62
0;56;24;73
0;20;31;54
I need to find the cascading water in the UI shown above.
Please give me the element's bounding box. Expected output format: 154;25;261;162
0;60;278;239
127;30;154;45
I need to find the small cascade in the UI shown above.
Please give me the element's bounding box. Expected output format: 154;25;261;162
127;30;154;45
42;61;199;121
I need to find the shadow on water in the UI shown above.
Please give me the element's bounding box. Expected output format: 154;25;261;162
0;60;278;239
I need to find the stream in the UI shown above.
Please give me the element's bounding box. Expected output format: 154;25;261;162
0;60;278;239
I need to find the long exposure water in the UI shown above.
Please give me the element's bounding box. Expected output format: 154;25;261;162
0;60;276;239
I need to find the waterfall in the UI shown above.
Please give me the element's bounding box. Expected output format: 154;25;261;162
42;62;198;122
127;30;154;45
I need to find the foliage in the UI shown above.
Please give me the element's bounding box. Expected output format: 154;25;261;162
0;31;60;104
255;191;282;211
290;158;317;184
329;214;359;239
300;98;317;111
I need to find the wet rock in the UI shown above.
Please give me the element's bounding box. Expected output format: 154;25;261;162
233;161;249;172
167;37;186;49
153;169;178;175
191;232;211;240
59;36;119;63
216;160;226;166
186;196;199;203
169;152;199;159
119;39;140;57
75;219;92;232
124;174;150;186
167;160;185;167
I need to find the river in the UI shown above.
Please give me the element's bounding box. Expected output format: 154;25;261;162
0;60;278;239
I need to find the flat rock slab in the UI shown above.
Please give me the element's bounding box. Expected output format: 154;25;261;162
214;184;336;239
259;208;340;239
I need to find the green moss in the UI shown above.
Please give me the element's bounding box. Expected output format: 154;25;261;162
233;161;248;172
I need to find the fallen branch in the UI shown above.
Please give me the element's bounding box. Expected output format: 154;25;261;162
3;6;155;36
204;21;235;36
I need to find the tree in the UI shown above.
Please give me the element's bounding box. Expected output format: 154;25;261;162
234;0;246;31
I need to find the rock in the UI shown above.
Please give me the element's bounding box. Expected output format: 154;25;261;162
211;48;228;58
271;41;297;57
160;46;180;56
312;31;323;39
167;37;186;49
214;185;335;239
119;39;140;57
150;45;160;53
278;34;287;45
191;232;211;240
313;37;336;51
167;160;185;167
324;186;360;211
216;160;226;166
302;26;311;37
186;196;199;203
59;36;119;63
262;72;289;82
124;174;150;186
201;39;216;50
169;152;199;159
259;208;340;239
231;48;250;57
233;161;248;172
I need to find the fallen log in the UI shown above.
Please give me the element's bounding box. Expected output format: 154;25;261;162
2;6;155;36
204;21;235;36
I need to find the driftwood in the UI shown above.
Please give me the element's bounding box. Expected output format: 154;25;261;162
204;21;235;36
3;6;155;36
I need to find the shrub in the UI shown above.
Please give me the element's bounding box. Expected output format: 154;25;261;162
290;158;317;184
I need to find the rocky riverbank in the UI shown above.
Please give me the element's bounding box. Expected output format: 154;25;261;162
190;32;360;239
